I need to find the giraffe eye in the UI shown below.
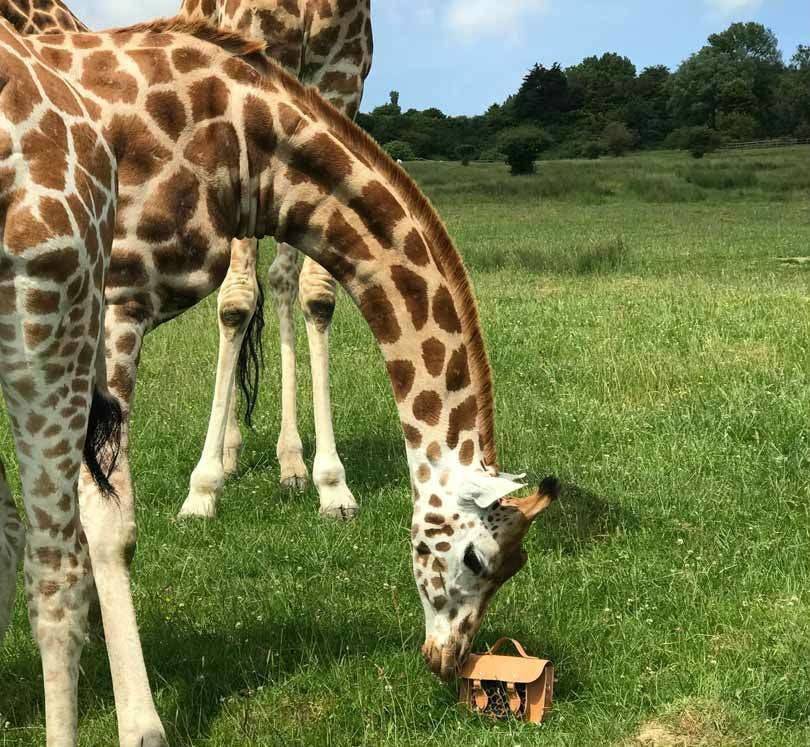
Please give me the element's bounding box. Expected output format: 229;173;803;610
463;544;484;575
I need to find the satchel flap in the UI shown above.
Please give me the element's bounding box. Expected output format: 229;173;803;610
458;653;550;684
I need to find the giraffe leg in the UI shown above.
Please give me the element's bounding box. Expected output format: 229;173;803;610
79;311;166;746
223;380;243;476
299;258;358;519
0;459;24;642
181;238;258;518
268;242;308;491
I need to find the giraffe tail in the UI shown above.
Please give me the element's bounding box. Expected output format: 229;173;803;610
83;389;123;499
237;279;265;428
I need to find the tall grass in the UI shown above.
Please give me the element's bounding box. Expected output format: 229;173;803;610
407;146;810;207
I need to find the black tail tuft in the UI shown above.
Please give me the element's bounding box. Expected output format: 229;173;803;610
237;280;265;428
83;389;123;499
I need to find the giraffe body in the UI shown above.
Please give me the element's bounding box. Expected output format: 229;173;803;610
0;0;375;521
1;18;552;742
0;17;127;744
178;0;373;520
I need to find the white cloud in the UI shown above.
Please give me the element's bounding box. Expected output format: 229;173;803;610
705;0;764;14
446;0;550;40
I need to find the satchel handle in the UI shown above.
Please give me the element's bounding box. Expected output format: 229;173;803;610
487;637;532;658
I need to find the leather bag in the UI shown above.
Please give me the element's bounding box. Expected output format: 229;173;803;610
458;638;554;723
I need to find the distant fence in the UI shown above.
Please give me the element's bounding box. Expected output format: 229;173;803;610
720;137;810;151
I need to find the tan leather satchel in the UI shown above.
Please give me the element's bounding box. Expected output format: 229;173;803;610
458;638;554;723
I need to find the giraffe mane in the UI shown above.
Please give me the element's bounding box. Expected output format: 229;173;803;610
110;17;269;62
284;81;499;467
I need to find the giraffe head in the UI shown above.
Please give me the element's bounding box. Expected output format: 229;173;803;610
412;462;559;680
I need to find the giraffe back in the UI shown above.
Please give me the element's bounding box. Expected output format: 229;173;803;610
179;0;372;116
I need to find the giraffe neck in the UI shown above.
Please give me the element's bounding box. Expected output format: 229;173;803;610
0;0;86;34
239;76;497;487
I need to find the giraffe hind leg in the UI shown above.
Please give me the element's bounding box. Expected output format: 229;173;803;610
268;242;308;492
299;257;358;520
183;238;259;518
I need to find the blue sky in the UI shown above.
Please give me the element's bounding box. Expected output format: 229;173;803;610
71;0;809;115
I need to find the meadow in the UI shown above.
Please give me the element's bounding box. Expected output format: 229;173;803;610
1;146;809;745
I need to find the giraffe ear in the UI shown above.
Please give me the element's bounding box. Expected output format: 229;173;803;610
458;471;527;509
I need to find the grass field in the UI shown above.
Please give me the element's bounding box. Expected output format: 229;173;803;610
1;147;810;745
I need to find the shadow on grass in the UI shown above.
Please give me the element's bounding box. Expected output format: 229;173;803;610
535;482;638;556
1;607;404;742
231;428;403;499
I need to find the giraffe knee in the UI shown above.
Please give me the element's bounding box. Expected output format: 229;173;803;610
218;281;257;332
300;268;337;332
219;303;253;332
302;296;336;332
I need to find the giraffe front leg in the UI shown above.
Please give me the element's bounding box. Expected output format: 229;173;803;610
0;460;24;642
80;313;166;746
299;258;358;520
182;239;259;518
223;380;243;476
268;243;308;491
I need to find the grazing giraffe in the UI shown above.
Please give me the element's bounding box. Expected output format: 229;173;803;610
0;17;120;745
177;0;374;520
2;0;375;520
9;18;556;742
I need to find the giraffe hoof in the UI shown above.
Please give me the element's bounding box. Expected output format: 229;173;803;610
178;491;218;519
278;451;309;492
320;503;359;521
280;473;309;492
318;484;359;521
121;729;167;747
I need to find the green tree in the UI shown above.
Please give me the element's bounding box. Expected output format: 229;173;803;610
514;63;578;124
497;126;551;175
383;140;416;161
669;47;755;129
625;65;673;145
706;23;784;133
567;53;636;118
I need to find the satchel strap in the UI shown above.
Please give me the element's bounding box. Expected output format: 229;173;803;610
505;682;522;714
472;679;488;711
488;637;532;658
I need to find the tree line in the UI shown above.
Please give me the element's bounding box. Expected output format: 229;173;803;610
356;22;810;168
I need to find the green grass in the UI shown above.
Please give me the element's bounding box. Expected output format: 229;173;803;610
1;147;810;745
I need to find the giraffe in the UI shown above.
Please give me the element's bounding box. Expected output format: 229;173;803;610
10;18;557;742
0;16;121;745
1;0;375;521
0;0;86;34
177;0;374;520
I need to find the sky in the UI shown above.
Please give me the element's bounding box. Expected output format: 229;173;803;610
70;0;809;115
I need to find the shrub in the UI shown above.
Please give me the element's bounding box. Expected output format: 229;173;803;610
478;148;505;163
685;127;724;158
455;144;477;166
582;141;603;159
602;122;636;157
665;126;724;159
496;126;551;175
795;122;810;141
382;140;416;161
